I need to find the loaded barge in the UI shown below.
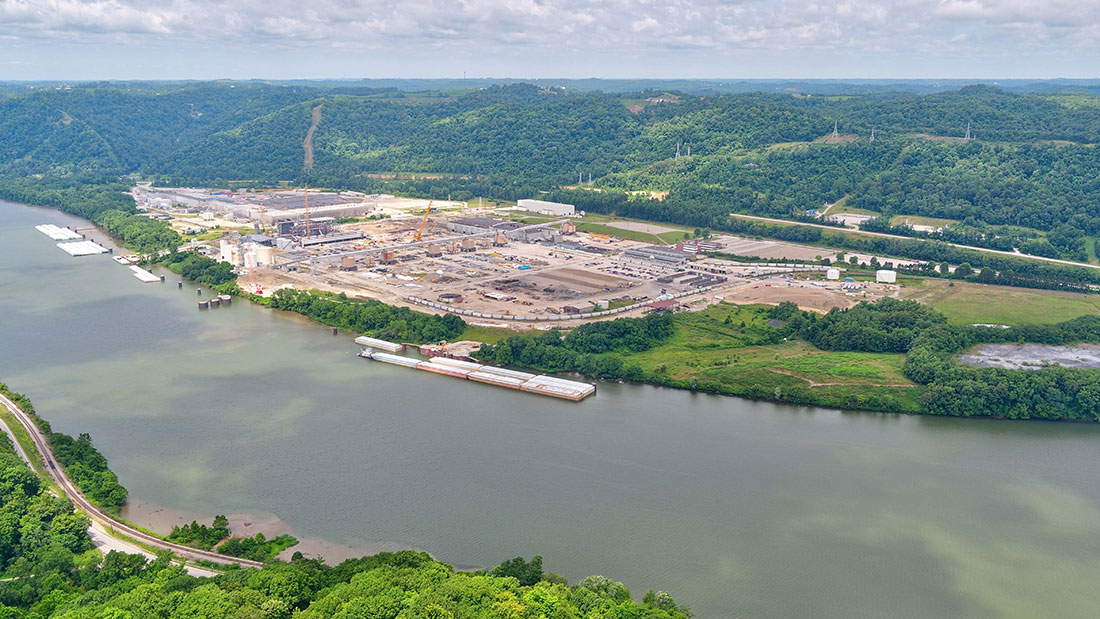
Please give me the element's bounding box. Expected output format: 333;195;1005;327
357;340;595;401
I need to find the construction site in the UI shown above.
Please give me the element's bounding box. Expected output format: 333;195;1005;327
133;186;903;323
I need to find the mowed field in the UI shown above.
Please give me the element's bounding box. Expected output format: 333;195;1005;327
623;304;922;412
906;281;1100;325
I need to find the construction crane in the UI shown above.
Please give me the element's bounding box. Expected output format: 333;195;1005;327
413;201;433;241
304;185;311;238
249;266;263;295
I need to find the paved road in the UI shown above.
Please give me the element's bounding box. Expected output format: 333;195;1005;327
730;214;1100;271
0;392;261;574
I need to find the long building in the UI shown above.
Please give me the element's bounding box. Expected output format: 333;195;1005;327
517;199;575;216
623;245;690;265
446;217;554;243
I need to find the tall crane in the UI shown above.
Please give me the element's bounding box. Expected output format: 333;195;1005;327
304;185;311;238
413;201;433;241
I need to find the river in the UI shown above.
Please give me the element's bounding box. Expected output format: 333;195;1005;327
3;199;1100;618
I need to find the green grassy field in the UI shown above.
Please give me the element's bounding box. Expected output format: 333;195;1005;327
915;282;1100;325
622;304;922;412
459;324;520;345
574;222;673;244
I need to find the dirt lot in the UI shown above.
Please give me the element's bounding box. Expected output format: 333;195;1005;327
718;235;833;261
959;343;1100;370
717;281;858;312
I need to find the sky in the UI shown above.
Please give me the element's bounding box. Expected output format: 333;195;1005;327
0;0;1098;80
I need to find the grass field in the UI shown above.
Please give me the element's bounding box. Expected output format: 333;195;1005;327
909;281;1100;325
890;214;959;228
621;304;922;412
574;222;685;245
459;323;525;345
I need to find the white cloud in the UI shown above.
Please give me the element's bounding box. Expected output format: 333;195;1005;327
0;0;1098;77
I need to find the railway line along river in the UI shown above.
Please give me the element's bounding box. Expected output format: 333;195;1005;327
3;199;1100;618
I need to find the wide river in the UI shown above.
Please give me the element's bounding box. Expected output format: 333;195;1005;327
3;200;1100;618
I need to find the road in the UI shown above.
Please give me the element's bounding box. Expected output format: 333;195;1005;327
0;392;262;574
731;214;1100;271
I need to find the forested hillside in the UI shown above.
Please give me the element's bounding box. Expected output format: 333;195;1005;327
4;80;1100;260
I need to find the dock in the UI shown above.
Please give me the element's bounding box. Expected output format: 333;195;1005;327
57;240;109;256
35;224;82;241
129;265;160;283
361;344;595;401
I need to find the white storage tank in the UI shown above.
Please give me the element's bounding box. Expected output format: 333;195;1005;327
256;245;276;266
219;239;233;263
876;269;897;283
826;268;840;280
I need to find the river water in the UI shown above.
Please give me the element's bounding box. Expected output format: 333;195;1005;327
3;200;1100;618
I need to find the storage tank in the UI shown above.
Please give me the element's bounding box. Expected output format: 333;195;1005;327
876;269;897;283
256;245;276;266
426;244;443;257
219;239;233;263
242;250;258;269
826;268;840;280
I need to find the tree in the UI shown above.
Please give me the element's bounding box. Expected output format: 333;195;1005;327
491;556;544;586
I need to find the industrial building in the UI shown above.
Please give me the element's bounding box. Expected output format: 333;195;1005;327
516;199;575;217
623;245;690;265
446;217;554;243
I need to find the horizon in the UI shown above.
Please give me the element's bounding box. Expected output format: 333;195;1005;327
3;0;1099;81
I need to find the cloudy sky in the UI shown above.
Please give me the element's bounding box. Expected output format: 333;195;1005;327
1;0;1098;79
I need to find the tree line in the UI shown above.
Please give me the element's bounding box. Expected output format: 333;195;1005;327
266;289;466;344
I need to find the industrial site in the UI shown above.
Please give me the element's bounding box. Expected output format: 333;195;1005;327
133;186;904;325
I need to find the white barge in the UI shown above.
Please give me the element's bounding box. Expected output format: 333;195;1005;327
357;341;595;401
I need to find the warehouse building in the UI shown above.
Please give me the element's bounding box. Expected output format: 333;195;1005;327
446;218;554;243
623;245;690;265
516;199;575;217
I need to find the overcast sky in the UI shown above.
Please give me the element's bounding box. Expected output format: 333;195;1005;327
1;0;1098;80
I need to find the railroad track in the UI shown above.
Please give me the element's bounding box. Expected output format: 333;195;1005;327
0;393;262;570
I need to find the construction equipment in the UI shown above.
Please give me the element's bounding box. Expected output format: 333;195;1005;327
413;201;433;241
249;268;263;295
304;185;311;238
